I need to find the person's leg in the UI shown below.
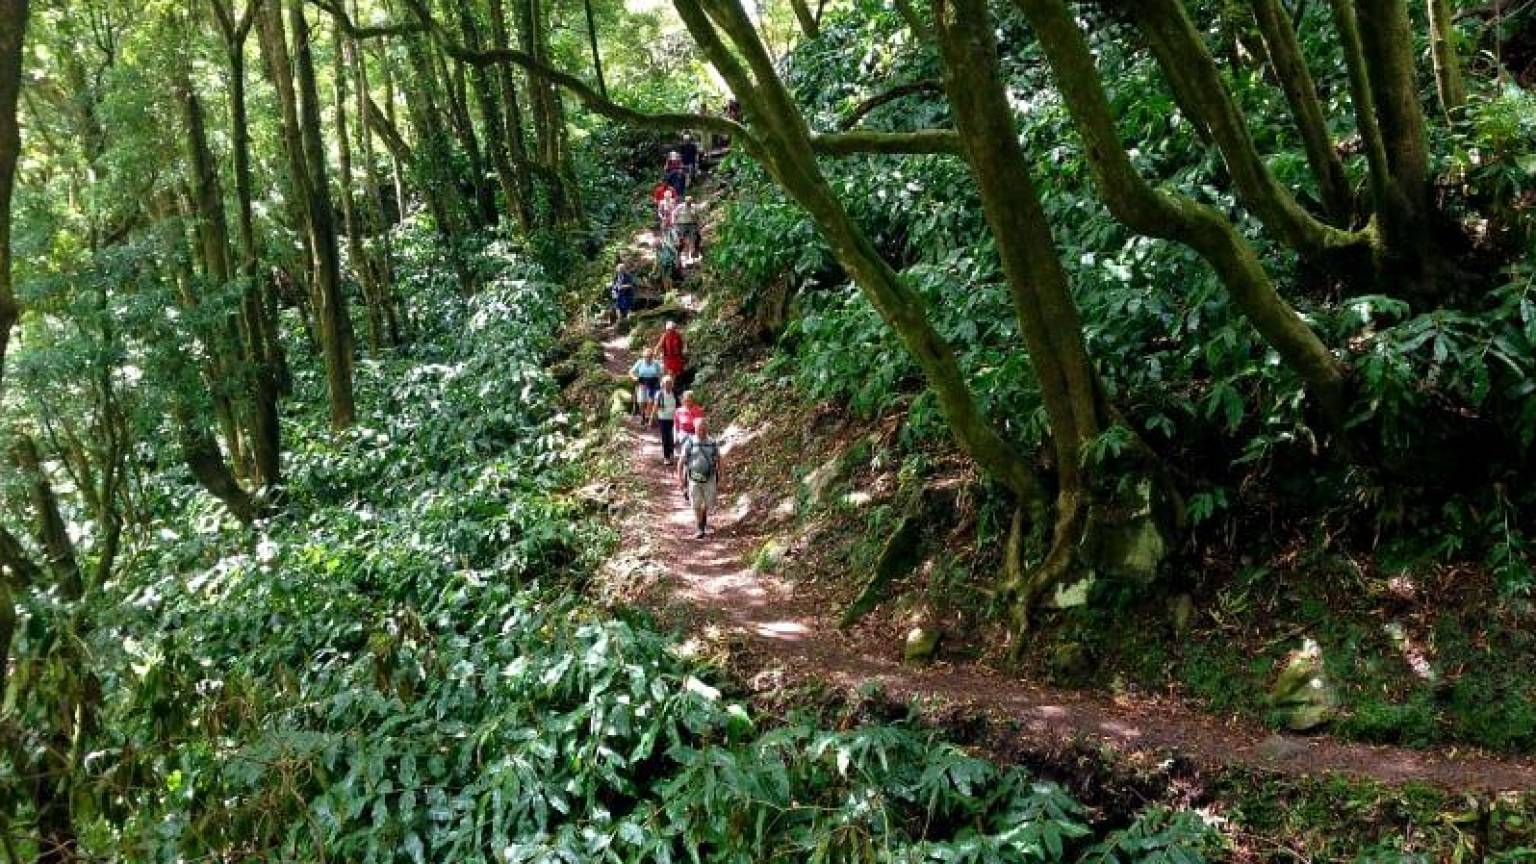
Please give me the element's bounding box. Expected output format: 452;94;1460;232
660;419;674;462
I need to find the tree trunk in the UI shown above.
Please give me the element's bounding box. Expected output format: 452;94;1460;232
488;0;536;231
1426;0;1467;117
934;0;1118;615
458;1;532;234
212;0;284;489
670;0;1049;514
381;50;409;220
1015;0;1355;443
290;0;357;429
175;401;258;525
0;0;26;389
174;67;256;482
256;0;319;307
335;33;385;355
402;32;477;293
1120;0;1368;261
516;0;579;222
11;435;81;598
1248;0;1354;221
352;30;404;344
1351;0;1445;301
788;0;820;38
582;0;608;95
434;42;497;227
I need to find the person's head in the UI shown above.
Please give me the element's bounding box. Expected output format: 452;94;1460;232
684;196;694;204
694;418;710;440
616;261;627;273
684;133;693;142
642;347;654;360
681;389;697;406
666;320;677;331
661;375;675;391
664;189;676;200
668;150;679;158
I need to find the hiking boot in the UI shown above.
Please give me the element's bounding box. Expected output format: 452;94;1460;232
693;529;705;539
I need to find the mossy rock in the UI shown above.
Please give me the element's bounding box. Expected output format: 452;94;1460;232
1269;638;1339;732
752;538;789;574
904;626;940;665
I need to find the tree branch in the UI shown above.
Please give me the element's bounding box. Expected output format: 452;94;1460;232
365;95;412;163
811;128;963;156
306;0;424;38
837;79;943;130
400;0;753;144
0;524;39;589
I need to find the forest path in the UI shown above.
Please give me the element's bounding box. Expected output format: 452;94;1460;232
589;189;1536;796
599;329;1536;794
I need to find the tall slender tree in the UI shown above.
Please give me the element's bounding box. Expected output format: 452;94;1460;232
0;0;29;388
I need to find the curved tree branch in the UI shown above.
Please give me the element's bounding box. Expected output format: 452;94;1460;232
305;0;423;38
811;128;963;156
837;79;942;130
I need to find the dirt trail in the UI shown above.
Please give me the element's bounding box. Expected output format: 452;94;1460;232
591;205;1536;795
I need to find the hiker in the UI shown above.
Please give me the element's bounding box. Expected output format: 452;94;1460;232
675;389;703;444
655;320;686;381
680;133;700;186
677;417;722;539
674;196;701;263
655;230;679;293
610;262;635;323
655;375;679;464
664;150;687;197
657;187;677;234
629;348;664;424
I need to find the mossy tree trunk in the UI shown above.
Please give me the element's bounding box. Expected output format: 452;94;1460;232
292;0;358;429
211;0;284;490
933;0;1112;618
1336;0;1446;302
1118;0;1369;262
1016;0;1355;444
0;0;27;389
1426;0;1467;117
335;32;387;356
1248;0;1354;222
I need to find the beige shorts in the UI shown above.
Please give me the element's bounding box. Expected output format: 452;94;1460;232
688;478;717;514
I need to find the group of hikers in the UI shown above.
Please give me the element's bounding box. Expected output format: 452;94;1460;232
609;135;712;323
609;136;730;539
627;322;722;539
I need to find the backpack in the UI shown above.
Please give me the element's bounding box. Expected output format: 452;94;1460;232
686;440;718;483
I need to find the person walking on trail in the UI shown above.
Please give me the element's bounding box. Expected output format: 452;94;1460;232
630;349;664;424
657;188;678;234
680;133;700;186
610;262;635;323
655;375;679;464
655;231;679;293
664;150;687;197
674;196;702;264
675;389;703;443
655;320;686;380
678;418;722;539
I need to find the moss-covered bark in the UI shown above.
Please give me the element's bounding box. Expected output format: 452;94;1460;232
1426;0;1467;116
0;0;25;388
1016;0;1354;442
1248;0;1353;221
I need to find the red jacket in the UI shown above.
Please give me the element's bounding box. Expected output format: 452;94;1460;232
658;330;685;376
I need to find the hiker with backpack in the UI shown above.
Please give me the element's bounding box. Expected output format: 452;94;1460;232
610;262;635;323
680;134;700;187
629;348;664;424
664;150;687;197
674;196;702;264
678;418;722;538
655;375;679;464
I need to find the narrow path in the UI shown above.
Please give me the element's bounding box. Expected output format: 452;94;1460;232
590;186;1536;794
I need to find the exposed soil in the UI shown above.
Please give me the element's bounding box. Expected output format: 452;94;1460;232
585;193;1536;797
